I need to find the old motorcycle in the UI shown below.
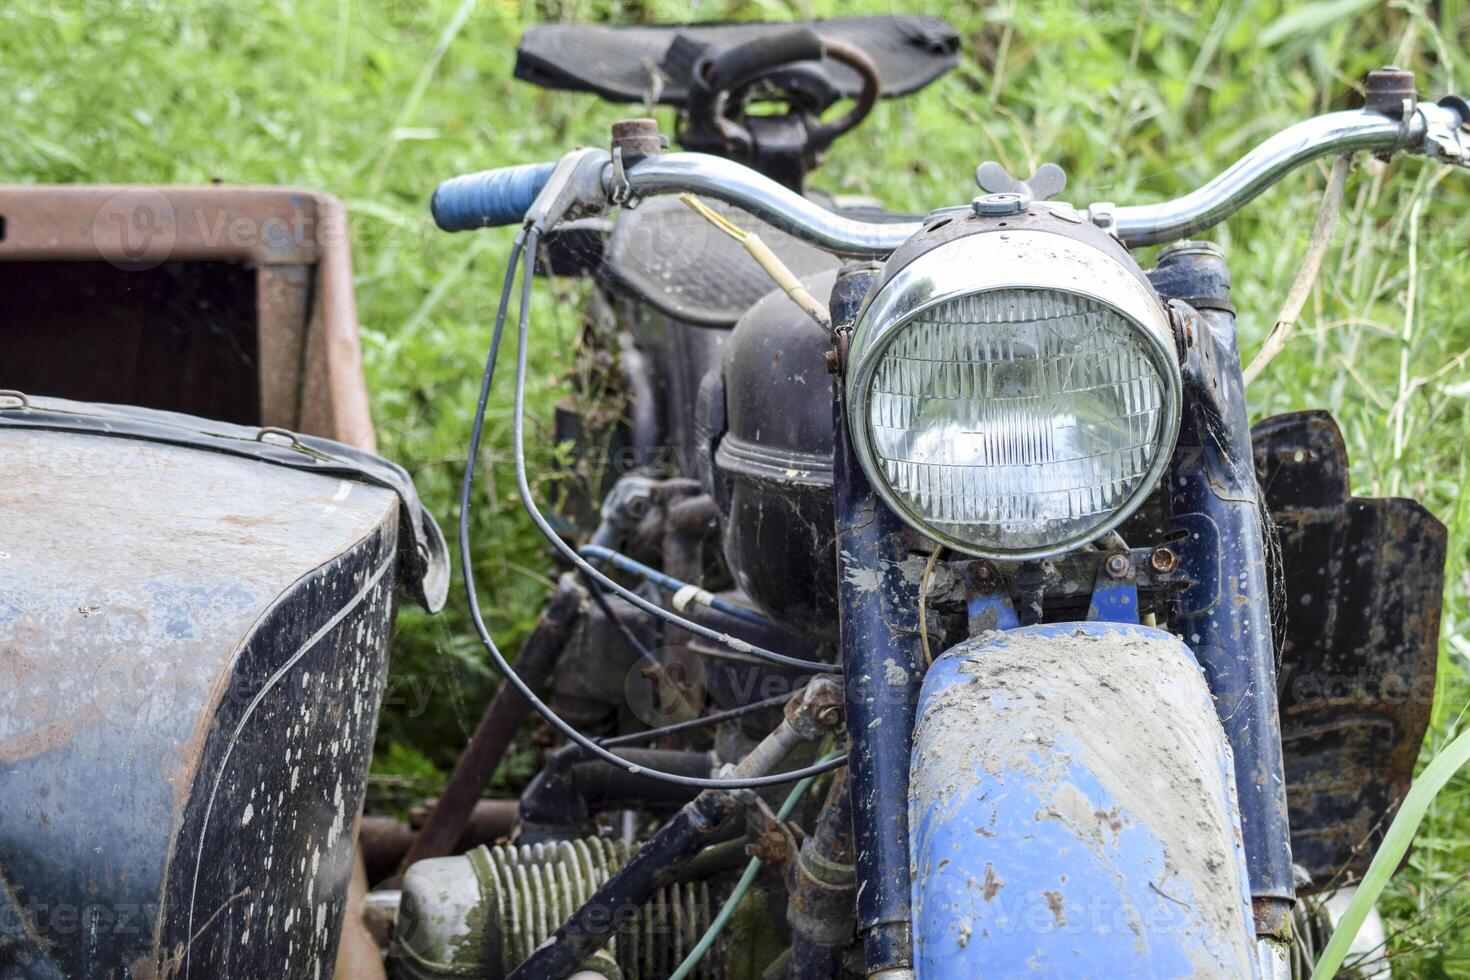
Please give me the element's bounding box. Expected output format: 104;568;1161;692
413;16;1466;980
3;13;1465;980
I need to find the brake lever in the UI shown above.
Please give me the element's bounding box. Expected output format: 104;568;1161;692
523;147;612;235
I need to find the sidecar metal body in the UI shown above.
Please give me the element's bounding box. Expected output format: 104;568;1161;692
0;399;446;979
0;178;458;978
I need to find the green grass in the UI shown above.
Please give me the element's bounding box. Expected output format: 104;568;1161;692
3;0;1468;971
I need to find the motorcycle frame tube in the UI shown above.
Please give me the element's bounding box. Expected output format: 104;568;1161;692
788;769;857;978
1152;249;1296;934
835;395;922;975
832;263;924;975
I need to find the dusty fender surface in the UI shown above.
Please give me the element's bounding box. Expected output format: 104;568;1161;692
909;623;1257;978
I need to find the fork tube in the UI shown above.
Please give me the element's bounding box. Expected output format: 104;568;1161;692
1149;243;1296;937
832;264;922;976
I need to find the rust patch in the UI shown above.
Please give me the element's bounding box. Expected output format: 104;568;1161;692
1044;889;1066;926
0;705;102;762
982;863;1003;902
1095;806;1125;837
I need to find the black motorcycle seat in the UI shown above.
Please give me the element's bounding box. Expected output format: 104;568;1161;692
514;16;960;107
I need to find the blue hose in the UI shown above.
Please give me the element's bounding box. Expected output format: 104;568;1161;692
579;544;776;630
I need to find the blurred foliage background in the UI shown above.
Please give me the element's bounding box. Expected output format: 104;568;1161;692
3;0;1468;971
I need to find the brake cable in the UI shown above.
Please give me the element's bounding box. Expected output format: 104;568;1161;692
458;230;843;788
505;231;834;674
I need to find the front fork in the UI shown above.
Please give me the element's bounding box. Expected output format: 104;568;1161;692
1150;243;1296;940
832;264;924;977
829;247;1296;977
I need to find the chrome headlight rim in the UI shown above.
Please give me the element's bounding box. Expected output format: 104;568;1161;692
845;228;1183;560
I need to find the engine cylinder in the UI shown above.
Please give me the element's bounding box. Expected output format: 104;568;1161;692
393;840;717;979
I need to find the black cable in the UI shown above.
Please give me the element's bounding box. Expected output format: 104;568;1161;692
576;567;660;667
458;230;843;789
506;240;834;675
599;691;791;748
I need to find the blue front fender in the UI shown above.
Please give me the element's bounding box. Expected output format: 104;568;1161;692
909;622;1258;978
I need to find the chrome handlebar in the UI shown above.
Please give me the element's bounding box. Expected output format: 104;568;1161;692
494;99;1467;254
620;152;918;256
1101;101;1468;246
612;101;1467;254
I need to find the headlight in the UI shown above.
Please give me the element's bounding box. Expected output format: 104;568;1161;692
846;222;1181;559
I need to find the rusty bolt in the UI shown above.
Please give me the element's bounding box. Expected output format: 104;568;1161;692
746;829;793;864
610;117;665;160
823;348;842;374
790;675;845;736
974;562;996;584
1150;547;1179;574
1105;553;1131;579
815;703;844;730
1363;66;1417;116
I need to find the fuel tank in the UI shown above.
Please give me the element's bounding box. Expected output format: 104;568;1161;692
0;396;445;979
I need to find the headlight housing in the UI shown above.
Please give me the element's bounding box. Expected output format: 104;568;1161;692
846;220;1181;559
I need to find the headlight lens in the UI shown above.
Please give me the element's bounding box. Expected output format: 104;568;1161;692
848;227;1180;559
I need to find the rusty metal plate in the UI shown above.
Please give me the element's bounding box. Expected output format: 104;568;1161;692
1253;410;1446;891
0;184;376;450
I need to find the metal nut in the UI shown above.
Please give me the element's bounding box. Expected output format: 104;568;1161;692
972;191;1029;216
610;117;665;160
1150;547;1179;574
1363;66;1417;116
787;675;845;737
1105;554;1131;579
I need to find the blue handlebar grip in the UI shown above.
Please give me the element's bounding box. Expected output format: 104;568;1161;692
431;161;557;232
